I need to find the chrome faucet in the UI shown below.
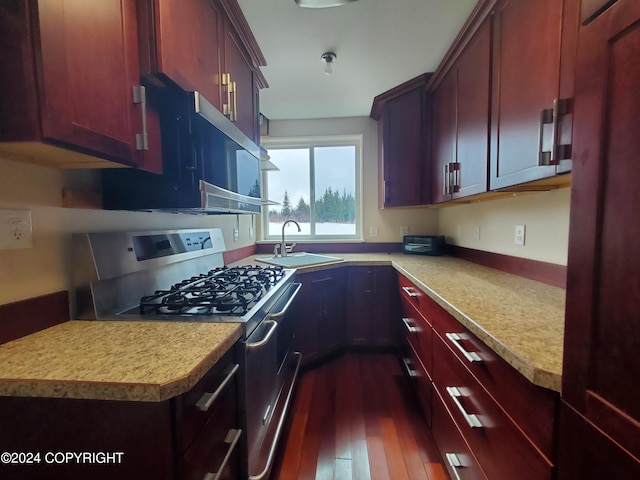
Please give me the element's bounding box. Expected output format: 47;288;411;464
280;220;301;257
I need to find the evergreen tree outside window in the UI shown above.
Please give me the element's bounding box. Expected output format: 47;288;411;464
261;135;362;240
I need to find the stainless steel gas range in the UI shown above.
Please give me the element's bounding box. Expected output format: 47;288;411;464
72;228;302;480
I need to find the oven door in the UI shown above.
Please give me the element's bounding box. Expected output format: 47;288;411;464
245;282;302;480
245;318;279;477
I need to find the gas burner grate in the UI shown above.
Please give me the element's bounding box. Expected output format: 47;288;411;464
138;265;285;316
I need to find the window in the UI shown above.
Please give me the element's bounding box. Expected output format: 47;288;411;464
261;135;362;240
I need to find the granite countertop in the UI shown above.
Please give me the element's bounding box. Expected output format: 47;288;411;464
245;252;565;392
0;321;242;402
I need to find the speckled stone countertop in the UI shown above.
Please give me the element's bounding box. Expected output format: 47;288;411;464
0;321;242;402
242;252;565;392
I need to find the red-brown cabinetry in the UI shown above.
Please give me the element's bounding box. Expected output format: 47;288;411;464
370;74;432;208
559;1;640;478
0;0;155;170
0;345;241;480
432;17;491;203
489;0;579;189
397;273;558;480
346;266;399;349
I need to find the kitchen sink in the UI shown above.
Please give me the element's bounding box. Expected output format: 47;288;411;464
256;252;343;268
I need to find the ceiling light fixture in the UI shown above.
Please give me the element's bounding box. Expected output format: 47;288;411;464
321;52;337;75
295;0;359;8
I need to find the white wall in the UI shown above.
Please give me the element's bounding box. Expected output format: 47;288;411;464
0;156;255;305
264;117;440;242
438;188;571;265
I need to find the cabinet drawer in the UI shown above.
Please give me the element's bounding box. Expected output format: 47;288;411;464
398;273;433;315
180;380;241;480
433;338;552;480
400;339;432;426
174;346;239;453
429;298;557;459
400;294;433;375
432;388;488;480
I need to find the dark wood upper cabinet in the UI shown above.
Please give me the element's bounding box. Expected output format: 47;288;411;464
432;17;491;203
138;0;224;111
489;0;578;190
138;0;264;143
559;0;640;476
0;0;156;170
370;74;431;208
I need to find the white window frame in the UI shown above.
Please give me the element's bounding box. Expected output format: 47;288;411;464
260;134;363;241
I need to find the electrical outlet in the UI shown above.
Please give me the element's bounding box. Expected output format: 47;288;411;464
369;226;378;238
515;224;526;245
249;226;254;239
233;228;239;242
456;225;462;240
474;225;480;240
400;226;408;237
0;209;33;250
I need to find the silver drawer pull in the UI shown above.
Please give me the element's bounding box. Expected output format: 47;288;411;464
445;333;482;363
446;386;482;428
262;404;272;425
402;286;419;297
195;364;240;412
268;283;302;319
402;357;418;377
202;428;242;480
445;453;464;480
402;317;418;333
247;320;277;349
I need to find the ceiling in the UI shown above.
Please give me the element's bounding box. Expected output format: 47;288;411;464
237;0;478;120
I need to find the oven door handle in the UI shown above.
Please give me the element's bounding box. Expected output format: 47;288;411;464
246;320;278;349
268;283;302;320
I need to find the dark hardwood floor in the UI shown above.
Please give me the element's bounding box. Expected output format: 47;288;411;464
271;353;449;480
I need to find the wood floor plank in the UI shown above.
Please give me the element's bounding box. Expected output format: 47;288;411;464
379;417;411;480
366;436;391;480
424;462;450;480
334;458;353;480
272;353;449;480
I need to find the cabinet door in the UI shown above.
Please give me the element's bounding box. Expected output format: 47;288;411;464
347;266;398;348
35;0;144;166
561;0;640;469
293;269;346;366
141;0;223;111
432;70;456;204
489;0;573;189
223;19;258;142
381;88;426;207
454;18;490;199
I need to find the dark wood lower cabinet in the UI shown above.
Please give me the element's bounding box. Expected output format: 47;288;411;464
0;346;240;480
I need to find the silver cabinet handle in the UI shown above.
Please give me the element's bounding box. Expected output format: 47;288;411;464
401;286;419;297
445;333;482;363
446;386;482;428
443;163;449;195
268;283;302;319
132;85;149;150
402;357;418;377
195;363;240;412
247;320;277;349
402;317;418;333
538;106;554;165
202;428;242;480
551;98;571;164
262;404;272;426
445;453;464;480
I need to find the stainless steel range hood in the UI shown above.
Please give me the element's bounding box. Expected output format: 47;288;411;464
102;91;262;215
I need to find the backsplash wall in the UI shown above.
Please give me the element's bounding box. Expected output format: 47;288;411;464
0;156;255;306
438;187;571;265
